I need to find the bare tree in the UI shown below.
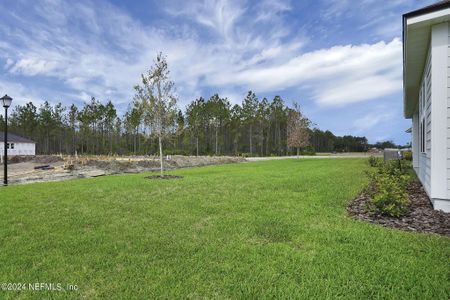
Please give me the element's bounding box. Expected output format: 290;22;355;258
134;52;178;176
287;102;310;157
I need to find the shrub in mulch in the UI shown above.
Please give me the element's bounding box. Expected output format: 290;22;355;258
348;180;450;237
366;159;411;217
144;175;183;180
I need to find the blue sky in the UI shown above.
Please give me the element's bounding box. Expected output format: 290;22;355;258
0;0;436;144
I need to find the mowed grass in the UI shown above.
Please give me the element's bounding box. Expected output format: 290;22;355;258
0;158;449;299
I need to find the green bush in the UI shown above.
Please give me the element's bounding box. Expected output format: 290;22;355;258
368;156;382;167
164;149;191;156
366;159;411;217
368;171;409;217
382;159;412;183
239;152;250;158
402;151;412;161
300;148;316;156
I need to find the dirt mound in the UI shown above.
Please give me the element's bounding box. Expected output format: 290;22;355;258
348;180;450;237
168;155;245;168
9;156;35;164
5;155;245;185
34;155;64;164
9;155;63;164
77;155;244;174
136;160;161;168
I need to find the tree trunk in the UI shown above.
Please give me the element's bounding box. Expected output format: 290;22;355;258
133;130;137;154
215;127;218;155
138;127;141;154
297;147;299;158
196;136;199;156
72;129;76;155
159;135;164;177
249;124;252;155
110;133;113;154
260;122;264;156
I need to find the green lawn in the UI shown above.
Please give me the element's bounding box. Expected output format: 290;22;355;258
0;159;449;299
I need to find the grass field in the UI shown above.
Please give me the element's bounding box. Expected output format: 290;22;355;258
0;158;449;299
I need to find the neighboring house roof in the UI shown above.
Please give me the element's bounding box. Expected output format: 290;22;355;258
0;132;35;143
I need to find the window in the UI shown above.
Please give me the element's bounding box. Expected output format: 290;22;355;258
420;119;425;153
418;79;428;154
418;52;430;155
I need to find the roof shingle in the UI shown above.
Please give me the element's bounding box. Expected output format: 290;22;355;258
0;132;35;143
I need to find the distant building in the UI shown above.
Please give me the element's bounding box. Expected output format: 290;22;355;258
403;1;450;212
0;132;36;156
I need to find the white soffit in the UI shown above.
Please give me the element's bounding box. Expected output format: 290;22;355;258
404;8;450;118
407;8;450;27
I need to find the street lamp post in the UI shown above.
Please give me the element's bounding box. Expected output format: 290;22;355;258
1;95;12;186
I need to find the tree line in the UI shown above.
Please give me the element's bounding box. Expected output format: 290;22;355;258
1;53;395;156
0;92;383;156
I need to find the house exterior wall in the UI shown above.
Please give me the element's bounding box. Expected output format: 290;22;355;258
430;22;448;211
0;142;35;156
413;22;450;212
412;112;419;169
447;22;450;199
416;44;432;195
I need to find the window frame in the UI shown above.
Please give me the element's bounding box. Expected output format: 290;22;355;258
419;82;426;154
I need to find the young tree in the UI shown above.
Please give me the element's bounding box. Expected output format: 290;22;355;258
287;103;310;157
134;52;178;177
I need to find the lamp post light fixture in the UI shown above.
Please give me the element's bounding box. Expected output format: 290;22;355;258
1;94;12;186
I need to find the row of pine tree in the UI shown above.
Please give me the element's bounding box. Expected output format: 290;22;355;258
0;91;384;156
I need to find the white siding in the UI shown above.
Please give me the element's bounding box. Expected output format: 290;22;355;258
417;47;432;195
0;142;35;156
429;22;449;204
448;22;450;198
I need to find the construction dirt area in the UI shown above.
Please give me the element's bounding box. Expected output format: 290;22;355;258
1;155;246;185
1;153;378;185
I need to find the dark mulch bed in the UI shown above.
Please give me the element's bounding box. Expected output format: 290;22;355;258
144;175;183;180
348;180;450;237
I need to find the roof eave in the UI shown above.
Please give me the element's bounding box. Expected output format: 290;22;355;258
403;2;450;119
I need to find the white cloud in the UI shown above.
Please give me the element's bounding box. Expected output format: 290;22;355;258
206;39;402;106
10;57;60;76
165;0;245;44
353;111;395;133
314;74;401;106
0;0;402;112
0;80;44;113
